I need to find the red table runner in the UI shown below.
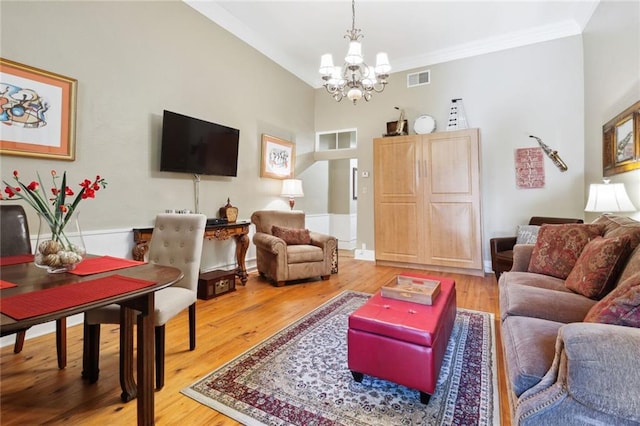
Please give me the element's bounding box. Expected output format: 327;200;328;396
0;280;18;290
0;275;157;320
68;256;145;276
0;254;34;267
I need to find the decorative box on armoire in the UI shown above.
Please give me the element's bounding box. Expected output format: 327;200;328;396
197;270;236;300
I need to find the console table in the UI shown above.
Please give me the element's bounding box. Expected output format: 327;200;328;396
132;220;250;285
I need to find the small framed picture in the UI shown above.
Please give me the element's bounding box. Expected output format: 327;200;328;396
603;100;640;176
261;134;295;179
0;58;78;160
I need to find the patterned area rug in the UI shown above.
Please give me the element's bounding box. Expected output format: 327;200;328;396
182;291;499;425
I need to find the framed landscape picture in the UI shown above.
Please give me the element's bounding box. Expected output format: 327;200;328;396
0;58;77;160
602;100;640;177
261;134;295;179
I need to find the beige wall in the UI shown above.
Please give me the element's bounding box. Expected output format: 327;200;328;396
583;0;640;223
0;1;316;231
315;35;586;261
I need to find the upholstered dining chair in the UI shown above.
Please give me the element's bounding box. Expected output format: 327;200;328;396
251;210;337;287
83;213;206;390
0;205;68;369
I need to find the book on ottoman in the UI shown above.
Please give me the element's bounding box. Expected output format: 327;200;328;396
381;274;441;305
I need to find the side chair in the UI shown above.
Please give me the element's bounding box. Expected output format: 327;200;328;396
0;205;67;369
82;213;206;390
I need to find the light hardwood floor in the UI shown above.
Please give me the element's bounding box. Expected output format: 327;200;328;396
0;258;510;425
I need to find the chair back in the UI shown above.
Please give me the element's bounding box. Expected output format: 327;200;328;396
147;213;206;292
1;205;32;256
529;217;584;226
251;210;305;235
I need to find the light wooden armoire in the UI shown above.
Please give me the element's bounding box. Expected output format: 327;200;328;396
373;128;483;276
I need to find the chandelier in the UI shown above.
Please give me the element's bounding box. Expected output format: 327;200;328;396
318;0;391;105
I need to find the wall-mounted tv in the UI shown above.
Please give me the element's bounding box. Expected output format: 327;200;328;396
160;110;239;177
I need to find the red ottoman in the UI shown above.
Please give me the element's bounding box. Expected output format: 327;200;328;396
347;274;456;404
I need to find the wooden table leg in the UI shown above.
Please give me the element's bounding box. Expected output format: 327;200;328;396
119;306;136;402
137;293;155;426
55;318;67;369
235;233;249;285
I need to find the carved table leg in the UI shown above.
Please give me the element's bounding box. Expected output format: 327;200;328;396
235;233;249;285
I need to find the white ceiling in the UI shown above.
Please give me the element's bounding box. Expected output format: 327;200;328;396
184;0;599;88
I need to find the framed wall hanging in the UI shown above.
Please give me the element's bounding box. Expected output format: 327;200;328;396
602;100;640;176
261;134;295;179
0;58;77;160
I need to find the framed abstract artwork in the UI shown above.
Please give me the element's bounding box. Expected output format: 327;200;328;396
261;134;295;179
0;58;77;160
603;100;640;176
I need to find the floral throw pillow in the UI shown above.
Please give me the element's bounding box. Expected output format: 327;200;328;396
516;225;540;244
272;225;311;245
527;223;605;279
584;271;640;327
565;236;631;300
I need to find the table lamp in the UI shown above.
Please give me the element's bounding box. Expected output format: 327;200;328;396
584;179;636;213
281;179;304;210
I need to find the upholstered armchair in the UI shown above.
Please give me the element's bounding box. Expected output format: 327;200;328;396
490;216;583;279
251;210;337;287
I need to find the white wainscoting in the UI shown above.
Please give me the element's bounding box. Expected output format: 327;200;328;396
306;213;357;250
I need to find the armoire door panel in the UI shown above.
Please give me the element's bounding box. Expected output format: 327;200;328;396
374;202;422;262
374;138;419;198
428;135;474;195
428;202;476;263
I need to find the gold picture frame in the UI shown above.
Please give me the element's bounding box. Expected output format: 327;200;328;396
603;100;640;176
260;134;295;179
0;58;77;161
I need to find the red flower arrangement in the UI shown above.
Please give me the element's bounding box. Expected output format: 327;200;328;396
2;170;107;271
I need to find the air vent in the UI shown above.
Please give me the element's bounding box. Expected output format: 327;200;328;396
407;70;431;88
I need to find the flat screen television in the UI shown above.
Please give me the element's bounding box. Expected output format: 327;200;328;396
160;110;239;177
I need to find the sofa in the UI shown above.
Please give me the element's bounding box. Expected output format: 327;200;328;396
499;214;640;425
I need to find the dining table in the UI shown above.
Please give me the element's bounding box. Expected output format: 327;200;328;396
0;255;183;426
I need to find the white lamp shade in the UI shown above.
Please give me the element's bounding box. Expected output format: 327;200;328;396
585;181;636;213
319;54;334;75
375;52;391;74
345;41;363;65
361;66;376;86
281;179;304;198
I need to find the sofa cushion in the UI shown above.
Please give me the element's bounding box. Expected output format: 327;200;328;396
498;271;569;292
500;282;596;323
592;214;640;249
502;316;562;397
565;236;631;300
527;223;604;279
272;225;311;245
516;225;540;244
584;271;640;328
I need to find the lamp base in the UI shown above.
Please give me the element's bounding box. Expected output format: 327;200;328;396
289;198;295;210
